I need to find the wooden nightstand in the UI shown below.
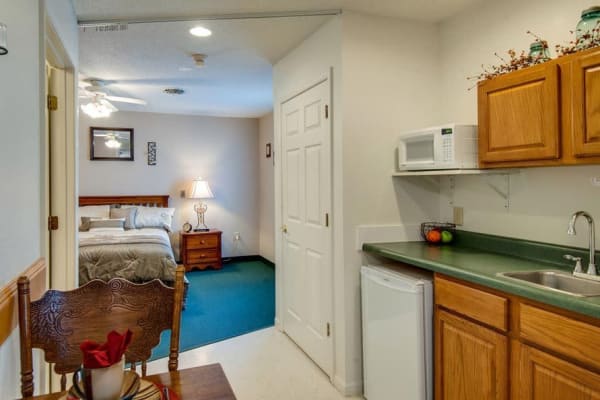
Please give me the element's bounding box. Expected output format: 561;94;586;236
181;230;222;272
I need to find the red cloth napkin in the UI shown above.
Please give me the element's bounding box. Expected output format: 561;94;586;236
80;329;133;368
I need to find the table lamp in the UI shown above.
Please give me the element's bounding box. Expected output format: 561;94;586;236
188;178;214;232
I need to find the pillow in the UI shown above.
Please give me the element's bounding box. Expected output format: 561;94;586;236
134;206;175;232
78;205;110;219
89;227;125;232
110;207;138;229
79;216;104;232
89;218;125;230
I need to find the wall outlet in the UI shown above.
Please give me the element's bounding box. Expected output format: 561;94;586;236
453;206;464;226
233;232;241;241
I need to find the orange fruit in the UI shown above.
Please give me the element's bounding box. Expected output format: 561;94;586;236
426;230;441;243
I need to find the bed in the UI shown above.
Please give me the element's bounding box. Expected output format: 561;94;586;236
78;195;182;288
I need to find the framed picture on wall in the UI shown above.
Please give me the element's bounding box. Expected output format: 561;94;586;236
147;141;157;165
90;127;134;161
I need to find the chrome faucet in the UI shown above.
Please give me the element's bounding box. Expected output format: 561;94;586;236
567;211;597;276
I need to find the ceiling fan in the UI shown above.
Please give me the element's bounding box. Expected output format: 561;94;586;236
79;78;146;118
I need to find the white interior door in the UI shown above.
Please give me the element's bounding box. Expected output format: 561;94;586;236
281;79;333;375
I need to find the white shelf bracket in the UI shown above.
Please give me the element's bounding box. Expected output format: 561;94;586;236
485;173;511;210
448;176;455;206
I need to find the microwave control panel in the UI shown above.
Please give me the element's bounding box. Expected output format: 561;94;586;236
441;128;453;162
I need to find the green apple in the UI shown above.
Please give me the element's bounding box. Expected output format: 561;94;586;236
441;230;453;243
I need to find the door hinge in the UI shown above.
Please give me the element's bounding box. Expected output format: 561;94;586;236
48;216;59;231
326;322;331;337
325;104;329;119
325;213;329;227
47;95;58;111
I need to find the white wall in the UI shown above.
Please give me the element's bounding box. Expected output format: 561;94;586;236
0;2;42;397
258;112;275;262
274;12;442;394
79;111;260;258
438;0;600;250
273;14;347;390
0;0;78;397
45;0;79;65
341;11;442;392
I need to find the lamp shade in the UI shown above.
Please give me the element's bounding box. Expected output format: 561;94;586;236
188;178;214;199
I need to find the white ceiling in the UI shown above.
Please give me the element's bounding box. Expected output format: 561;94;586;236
79;16;330;117
74;0;484;23
75;0;484;118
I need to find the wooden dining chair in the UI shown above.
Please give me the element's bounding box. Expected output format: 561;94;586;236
17;266;185;398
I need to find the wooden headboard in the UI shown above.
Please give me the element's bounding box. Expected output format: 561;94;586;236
79;195;169;207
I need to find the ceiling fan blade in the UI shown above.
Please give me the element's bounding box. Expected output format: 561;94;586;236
99;99;119;112
105;95;147;105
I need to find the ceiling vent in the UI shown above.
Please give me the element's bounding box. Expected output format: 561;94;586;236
163;88;185;95
80;23;128;33
192;53;207;68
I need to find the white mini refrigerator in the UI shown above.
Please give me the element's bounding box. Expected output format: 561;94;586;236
361;265;433;400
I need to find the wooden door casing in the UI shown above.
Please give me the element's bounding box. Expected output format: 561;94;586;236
478;62;560;166
435;309;508;400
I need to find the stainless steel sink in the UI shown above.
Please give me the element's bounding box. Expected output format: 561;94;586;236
497;270;600;297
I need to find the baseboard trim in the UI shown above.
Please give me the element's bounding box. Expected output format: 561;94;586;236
222;255;275;267
332;375;363;397
0;258;46;346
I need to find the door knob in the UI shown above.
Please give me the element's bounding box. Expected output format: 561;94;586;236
281;224;288;233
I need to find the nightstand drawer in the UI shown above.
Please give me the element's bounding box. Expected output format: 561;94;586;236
187;249;219;263
186;234;220;249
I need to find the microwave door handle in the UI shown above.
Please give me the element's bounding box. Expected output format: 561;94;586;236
433;131;442;163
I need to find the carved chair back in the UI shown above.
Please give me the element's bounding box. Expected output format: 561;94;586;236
17;266;185;398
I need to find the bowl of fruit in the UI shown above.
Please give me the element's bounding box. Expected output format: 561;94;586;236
420;222;456;245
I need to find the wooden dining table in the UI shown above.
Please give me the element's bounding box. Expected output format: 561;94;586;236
22;363;237;400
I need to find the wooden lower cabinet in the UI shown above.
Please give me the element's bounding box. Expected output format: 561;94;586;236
519;344;600;400
435;309;508;400
434;275;600;400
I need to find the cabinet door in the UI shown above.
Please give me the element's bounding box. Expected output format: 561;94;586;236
520;344;600;400
478;63;560;165
572;51;600;157
435;309;508;400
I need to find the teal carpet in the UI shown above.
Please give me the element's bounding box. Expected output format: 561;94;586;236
151;260;275;360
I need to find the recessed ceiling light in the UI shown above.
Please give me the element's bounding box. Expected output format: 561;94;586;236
190;26;212;37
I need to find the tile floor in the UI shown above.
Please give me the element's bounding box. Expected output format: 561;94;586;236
146;327;363;400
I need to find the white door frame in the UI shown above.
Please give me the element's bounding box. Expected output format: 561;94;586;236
44;13;78;394
44;15;78;288
274;69;335;377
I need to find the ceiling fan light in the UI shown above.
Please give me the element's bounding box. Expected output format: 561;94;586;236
189;26;212;37
105;136;122;148
81;102;114;118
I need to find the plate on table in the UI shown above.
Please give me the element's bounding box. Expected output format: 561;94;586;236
134;379;163;400
66;370;140;400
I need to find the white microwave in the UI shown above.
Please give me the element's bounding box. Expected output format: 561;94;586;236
397;124;478;171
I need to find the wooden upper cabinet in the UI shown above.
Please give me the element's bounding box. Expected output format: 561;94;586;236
478;62;561;166
572;51;600;157
435;309;508;400
519;344;600;400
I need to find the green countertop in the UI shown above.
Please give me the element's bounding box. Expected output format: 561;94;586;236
362;235;600;320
